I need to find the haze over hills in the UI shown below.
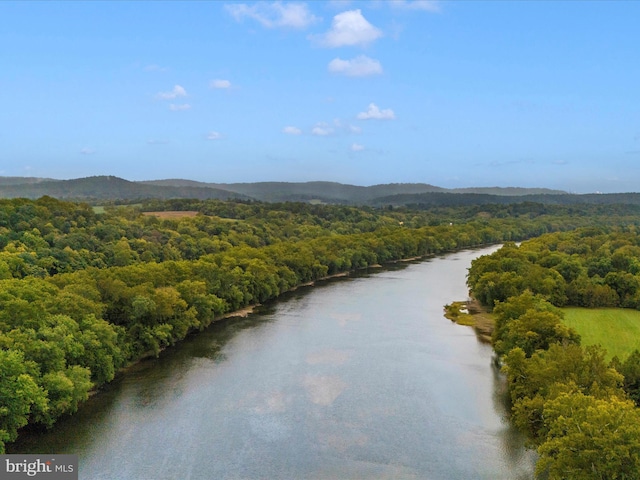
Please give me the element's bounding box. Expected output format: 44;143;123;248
3;175;640;207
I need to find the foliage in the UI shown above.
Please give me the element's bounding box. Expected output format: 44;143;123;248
503;344;623;441
492;291;570;356
614;350;640;407
537;392;640;479
495;309;580;358
468;228;640;310
1;196;640;454
0;349;47;453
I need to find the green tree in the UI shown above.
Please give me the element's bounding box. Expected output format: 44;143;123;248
615;350;640;406
537;392;640;479
503;344;623;442
0;349;48;453
492;291;563;350
36;366;92;426
494;309;580;358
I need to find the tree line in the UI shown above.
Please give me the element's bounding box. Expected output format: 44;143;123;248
2;197;640;453
468;227;640;309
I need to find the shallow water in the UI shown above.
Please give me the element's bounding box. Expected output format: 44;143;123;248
11;246;536;479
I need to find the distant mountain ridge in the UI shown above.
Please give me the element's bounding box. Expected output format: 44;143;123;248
142;179;567;202
8;175;640;208
0;175;567;204
141;178;564;197
142;180;450;203
0;176;249;202
0;176;59;186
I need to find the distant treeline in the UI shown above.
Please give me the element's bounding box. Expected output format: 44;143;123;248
1;197;640;453
379;192;640;208
467;231;640;478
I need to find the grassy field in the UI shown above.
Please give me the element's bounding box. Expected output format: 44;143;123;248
562;307;640;360
142;211;199;219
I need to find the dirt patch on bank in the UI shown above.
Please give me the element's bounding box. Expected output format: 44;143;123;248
444;299;494;343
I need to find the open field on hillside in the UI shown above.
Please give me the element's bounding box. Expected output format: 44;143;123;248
142;210;199;219
562;307;640;360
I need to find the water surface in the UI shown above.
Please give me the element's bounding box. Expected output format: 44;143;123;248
12;246;536;479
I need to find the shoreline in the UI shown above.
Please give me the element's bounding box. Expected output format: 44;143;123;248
87;253;440;394
444;298;494;343
101;247;495;386
95;257;429;389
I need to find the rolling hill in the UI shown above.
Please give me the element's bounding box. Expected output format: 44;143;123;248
0;176;249;202
7;175;640;208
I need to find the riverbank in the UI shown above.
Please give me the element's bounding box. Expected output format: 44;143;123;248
444;299;494;343
99;255;436;390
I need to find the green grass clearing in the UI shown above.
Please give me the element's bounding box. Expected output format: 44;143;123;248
562;307;640;361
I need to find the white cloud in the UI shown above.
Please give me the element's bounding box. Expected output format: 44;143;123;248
351;143;365;151
348;124;362;134
157;85;187;100
283;126;302;135
210;79;232;89
225;2;319;29
389;0;440;12
311;123;334;136
328;55;383;77
312;9;382;47
357;103;395;120
80;148;96;155
207;131;223;140
169;103;191;111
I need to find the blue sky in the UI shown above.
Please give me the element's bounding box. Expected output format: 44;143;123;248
2;1;639;193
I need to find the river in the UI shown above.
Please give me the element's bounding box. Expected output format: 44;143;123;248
11;246;536;479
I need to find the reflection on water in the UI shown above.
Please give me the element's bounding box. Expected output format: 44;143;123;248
11;247;536;479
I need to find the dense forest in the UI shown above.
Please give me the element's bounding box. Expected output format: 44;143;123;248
467;230;640;478
2;196;640;457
